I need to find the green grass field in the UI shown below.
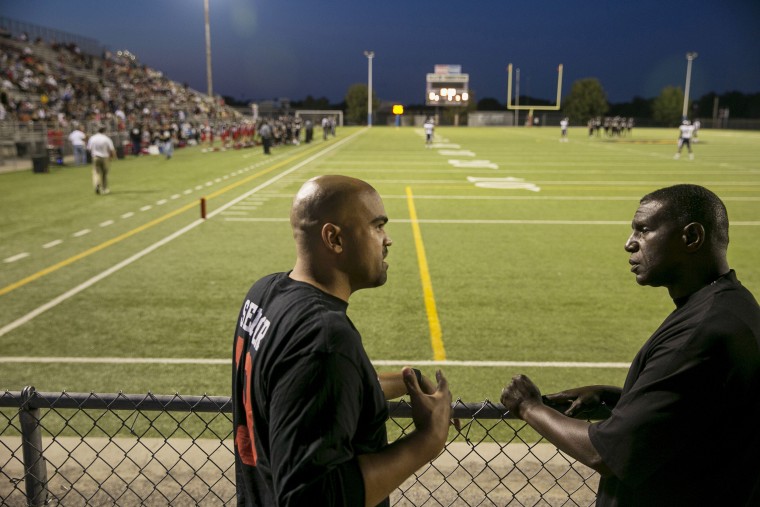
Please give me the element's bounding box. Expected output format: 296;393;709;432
2;126;759;405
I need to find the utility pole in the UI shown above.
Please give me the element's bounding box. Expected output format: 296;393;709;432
515;67;520;126
204;0;213;98
364;51;374;126
682;52;698;119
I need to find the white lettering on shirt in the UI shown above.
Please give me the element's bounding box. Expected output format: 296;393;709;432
239;299;271;351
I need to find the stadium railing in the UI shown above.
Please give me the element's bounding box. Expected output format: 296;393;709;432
0;387;608;506
0;17;103;57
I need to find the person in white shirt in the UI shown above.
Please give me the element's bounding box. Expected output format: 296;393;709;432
86;126;116;194
321;117;330;140
68;126;87;165
560;117;569;142
674;119;695;160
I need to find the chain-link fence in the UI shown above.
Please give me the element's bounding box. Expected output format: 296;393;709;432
1;387;606;506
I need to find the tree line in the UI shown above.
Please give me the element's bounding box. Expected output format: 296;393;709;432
490;79;760;126
341;81;760;127
228;82;759;127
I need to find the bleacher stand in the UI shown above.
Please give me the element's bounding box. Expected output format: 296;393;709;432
0;20;242;171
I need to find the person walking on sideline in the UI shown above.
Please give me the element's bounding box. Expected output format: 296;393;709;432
501;184;760;506
86;126;115;195
232;175;453;506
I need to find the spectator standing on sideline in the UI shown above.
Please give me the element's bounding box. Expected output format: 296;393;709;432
129;124;142;156
160;126;174;159
304;119;314;143
424;117;435;147
86;126;115;195
501;184;760;506
68;124;87;165
322;116;330;140
258;121;272;155
232;175;453;506
560;117;569;142
674;119;695;159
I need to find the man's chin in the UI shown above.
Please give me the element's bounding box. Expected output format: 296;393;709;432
632;271;649;286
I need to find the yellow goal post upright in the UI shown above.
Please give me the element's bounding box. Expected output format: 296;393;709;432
506;63;563;125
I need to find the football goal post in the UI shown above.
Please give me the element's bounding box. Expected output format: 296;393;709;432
507;64;563;125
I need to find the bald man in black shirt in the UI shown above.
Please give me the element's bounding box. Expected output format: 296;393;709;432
232;175;453;506
501;184;760;506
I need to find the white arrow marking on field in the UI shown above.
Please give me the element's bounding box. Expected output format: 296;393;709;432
449;160;499;169
467;176;541;192
438;150;475;157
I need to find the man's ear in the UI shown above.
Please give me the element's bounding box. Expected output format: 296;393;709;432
322;223;343;253
683;222;705;252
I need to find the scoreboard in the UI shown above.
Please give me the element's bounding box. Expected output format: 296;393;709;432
426;64;469;106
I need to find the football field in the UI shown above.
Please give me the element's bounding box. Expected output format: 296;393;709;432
2;125;760;404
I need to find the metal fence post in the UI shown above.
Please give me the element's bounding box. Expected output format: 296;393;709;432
20;386;48;506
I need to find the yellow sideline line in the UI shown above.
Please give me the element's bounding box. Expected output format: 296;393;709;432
0;147;323;297
405;186;446;361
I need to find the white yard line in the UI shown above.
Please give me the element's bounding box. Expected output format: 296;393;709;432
219;217;760;226
0;356;631;368
332;178;760;186
237;193;760;202
3;252;30;263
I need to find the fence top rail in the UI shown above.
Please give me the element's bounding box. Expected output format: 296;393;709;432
2;387;611;420
1;388;232;413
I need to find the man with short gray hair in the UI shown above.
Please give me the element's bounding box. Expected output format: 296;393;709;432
86;126;115;194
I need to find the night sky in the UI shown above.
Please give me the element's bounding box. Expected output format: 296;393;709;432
3;0;759;106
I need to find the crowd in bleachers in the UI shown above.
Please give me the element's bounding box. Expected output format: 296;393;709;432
0;30;241;137
0;29;345;163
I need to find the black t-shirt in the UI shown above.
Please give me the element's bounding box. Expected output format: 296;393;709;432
232;272;389;506
589;270;760;506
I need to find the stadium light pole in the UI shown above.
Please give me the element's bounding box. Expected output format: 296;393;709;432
204;0;213;98
682;52;698;119
364;51;374;127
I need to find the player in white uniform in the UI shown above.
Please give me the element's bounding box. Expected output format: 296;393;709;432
560;118;569;142
674;120;695;160
423;117;435;147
